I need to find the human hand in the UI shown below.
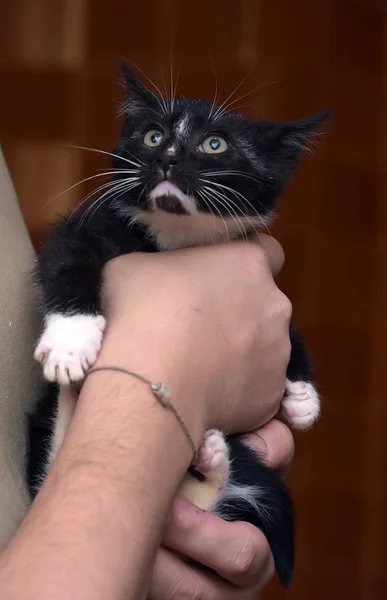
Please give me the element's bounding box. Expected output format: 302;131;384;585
100;235;292;435
148;420;294;599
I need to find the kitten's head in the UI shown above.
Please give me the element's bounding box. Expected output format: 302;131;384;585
113;61;330;245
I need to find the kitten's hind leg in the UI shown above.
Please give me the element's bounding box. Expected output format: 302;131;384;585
281;324;320;430
47;385;78;468
282;379;320;430
27;384;77;497
177;429;230;511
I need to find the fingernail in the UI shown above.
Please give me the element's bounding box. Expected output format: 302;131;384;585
241;432;268;459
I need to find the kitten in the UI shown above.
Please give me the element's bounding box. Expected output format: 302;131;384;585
28;61;329;588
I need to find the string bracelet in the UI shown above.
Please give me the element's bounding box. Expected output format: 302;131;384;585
85;365;197;465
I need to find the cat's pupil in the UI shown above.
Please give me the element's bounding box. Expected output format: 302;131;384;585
210;138;220;150
152;132;162;144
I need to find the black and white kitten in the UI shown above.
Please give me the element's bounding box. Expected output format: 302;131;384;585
29;62;329;588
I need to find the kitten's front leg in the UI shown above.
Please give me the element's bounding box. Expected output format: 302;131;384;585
34;219;114;385
35;313;106;384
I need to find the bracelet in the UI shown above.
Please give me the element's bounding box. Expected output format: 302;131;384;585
86;365;197;465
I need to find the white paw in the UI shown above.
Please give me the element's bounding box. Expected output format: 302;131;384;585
281;379;320;430
34;313;106;385
196;429;229;475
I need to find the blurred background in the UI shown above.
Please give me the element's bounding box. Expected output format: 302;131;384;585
1;0;386;598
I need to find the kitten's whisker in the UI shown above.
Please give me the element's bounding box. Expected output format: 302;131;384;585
218;80;280;115
203;179;272;234
124;59;168;115
160;70;170;113
121;104;166;119
201;177;264;214
204;175;271;227
70;178;129;219
203;185;248;241
212;54;262;121
202;185;246;241
214;184;268;233
198;188;230;244
86;181;141;226
122;150;146;165
42;170;140;209
135;180;150;207
219;103;266;114
77;180;130;229
201;170;264;185
207;54;219;121
171;55;184;114
77;178;140;227
204;173;267;212
201;190;230;243
217;192;261;237
169;33;174;114
95;168;141;174
79;179;141;229
203;182;261;240
65;145;144;169
71;175;141;220
195;189;216;229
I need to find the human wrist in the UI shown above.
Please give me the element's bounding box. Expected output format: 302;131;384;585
94;312;212;435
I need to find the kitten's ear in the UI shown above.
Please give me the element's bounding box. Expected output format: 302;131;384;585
120;59;157;113
260;109;332;180
276;109;332;155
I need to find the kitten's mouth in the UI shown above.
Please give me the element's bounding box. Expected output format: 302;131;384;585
148;181;196;215
155;195;189;215
150;180;182;198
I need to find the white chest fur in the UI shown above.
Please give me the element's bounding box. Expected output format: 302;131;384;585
131;208;264;250
128;179;269;250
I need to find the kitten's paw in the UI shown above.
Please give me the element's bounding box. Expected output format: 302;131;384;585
34;314;106;385
196;429;230;480
281;379;320;430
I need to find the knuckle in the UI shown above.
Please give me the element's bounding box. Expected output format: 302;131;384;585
240;242;267;270
225;524;258;580
263;420;295;473
256;555;275;592
167;575;205;600
278;291;292;322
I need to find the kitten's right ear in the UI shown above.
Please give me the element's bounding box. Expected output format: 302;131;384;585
120;60;157;114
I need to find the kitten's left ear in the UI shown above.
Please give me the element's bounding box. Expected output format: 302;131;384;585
259;109;332;183
120;59;158;114
276;109;332;155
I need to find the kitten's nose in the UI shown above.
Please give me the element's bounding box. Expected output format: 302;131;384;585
157;156;180;172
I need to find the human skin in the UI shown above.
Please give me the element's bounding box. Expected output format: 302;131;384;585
0;236;292;600
151;420;294;600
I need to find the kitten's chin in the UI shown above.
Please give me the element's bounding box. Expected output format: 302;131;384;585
150;180;181;198
155;194;189;215
148;181;197;215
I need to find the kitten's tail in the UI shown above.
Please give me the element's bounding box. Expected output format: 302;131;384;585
215;435;295;588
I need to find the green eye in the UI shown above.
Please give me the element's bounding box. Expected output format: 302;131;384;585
198;136;228;154
143;129;164;147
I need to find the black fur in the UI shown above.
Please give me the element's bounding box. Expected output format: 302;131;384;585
29;62;330;588
26;383;58;496
217;436;295;588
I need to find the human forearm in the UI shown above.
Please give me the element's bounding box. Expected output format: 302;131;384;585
0;238;290;600
0;331;207;600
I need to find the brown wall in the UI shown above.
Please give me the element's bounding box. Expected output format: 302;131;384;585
1;1;387;598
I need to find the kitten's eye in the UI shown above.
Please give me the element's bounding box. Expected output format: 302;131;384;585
198;136;228;154
143;129;164;147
